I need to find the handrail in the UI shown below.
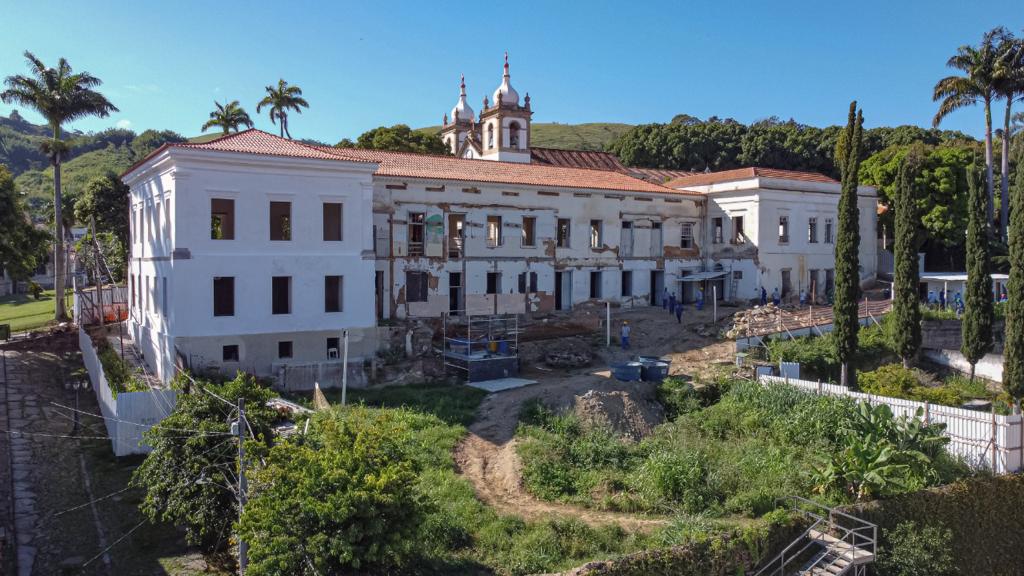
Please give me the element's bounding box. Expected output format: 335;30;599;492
753;496;877;576
752;518;823;576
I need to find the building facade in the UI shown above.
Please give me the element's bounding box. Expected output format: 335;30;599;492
122;59;878;382
123;134;379;381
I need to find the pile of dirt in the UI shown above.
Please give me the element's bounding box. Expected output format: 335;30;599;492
725;303;782;339
573;390;665;441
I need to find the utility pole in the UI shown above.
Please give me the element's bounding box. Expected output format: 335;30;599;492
341;330;349;406
90;216;106;327
237;398;248;574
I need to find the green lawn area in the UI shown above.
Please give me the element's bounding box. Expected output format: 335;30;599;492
0;289;62;333
322;382;488;426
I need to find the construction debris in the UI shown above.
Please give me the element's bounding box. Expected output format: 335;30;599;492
545;350;592;369
725;304;782;339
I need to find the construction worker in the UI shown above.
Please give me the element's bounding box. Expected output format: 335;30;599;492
760;286;768;306
799;289;807;306
668;291;677;315
620;320;631;350
662;287;669;310
771;287;780;306
696;287;704;311
675;300;683;324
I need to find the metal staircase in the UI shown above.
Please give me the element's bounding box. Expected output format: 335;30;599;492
754;496;877;576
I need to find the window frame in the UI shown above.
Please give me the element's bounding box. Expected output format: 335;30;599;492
269;201;292;241
323;202;343;242
325;275;343;313
213;276;235;317
521;216;536;247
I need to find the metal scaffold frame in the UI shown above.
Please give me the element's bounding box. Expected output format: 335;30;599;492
442;312;520;381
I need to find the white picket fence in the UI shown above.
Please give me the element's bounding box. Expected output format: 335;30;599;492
759;374;1023;474
79;327;178;456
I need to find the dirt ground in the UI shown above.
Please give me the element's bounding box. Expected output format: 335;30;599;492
0;333;221;576
453;303;741;531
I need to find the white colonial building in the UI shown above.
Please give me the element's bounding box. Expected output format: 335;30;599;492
122;134;379;380
122;56;877;382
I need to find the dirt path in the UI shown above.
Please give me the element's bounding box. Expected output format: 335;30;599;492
453;371;668;530
453;305;742;531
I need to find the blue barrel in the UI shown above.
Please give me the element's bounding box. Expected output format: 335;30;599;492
641;361;670;383
611;362;643;382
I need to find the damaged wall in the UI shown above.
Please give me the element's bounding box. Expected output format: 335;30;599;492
374;178;706;318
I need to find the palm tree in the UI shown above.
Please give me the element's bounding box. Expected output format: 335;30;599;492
202;100;254;135
256;79;309;139
995;32;1024;241
2;51;117;321
933;29;1002;230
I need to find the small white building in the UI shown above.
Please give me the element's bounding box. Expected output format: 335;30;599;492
666;168;878;303
122;132;379;381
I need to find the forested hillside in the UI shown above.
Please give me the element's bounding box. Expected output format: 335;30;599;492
417;122;633;151
0;110;185;215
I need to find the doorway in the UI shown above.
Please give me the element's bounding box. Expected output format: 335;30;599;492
555;271;572;311
449;272;463;313
375;271;385;320
649;270;664;306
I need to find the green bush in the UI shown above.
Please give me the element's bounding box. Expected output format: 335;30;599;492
766;322;897;381
859;364;966;407
657;377;703;420
847;474;1024;575
875;521;958;576
95;337;147;394
628;450;716;514
239;408;428;574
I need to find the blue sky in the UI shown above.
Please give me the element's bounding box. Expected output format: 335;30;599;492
2;0;1022;143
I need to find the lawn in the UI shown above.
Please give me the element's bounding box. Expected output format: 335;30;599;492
317;381;489;426
0;288;62;333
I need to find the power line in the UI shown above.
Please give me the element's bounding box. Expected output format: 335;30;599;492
80;519;146;568
50;402;233;437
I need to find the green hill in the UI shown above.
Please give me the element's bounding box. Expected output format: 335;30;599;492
416;122;633;151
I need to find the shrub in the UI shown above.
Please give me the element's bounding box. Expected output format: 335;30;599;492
628;450;717;514
859;364;965;407
95;338;147;394
858;364;918;397
657;377;703;420
28;281;42;299
239;408;428;574
875;521;958;576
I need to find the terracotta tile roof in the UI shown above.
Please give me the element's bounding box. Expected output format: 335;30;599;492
665;167;839;189
320;147;694;195
529;147;627;171
121;129;374;177
126;129;693;195
627;167;699;184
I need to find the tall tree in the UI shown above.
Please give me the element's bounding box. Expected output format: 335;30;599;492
132;374;275;551
995;32;1024;241
256;79;309;139
337;124;449;155
0;165;48;282
834;102;865;388
933;29;1002;232
75;172;130;252
962;164;995;381
201;100;254;135
1004;149;1024;403
1;51;117;320
890;147;924;368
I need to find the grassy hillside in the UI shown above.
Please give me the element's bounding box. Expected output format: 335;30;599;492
416;122;633;151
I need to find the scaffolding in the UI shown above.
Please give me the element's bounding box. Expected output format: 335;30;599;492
442;313;520;382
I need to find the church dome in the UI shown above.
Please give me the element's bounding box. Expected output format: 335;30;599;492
492;53;519;106
451;74;475;122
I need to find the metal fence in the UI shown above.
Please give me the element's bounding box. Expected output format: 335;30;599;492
79;327;177;456
759;374;1023;474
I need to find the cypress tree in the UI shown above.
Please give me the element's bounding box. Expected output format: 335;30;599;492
961;164;994;381
1004;150;1024;403
890;147;923;368
834;102;864;388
